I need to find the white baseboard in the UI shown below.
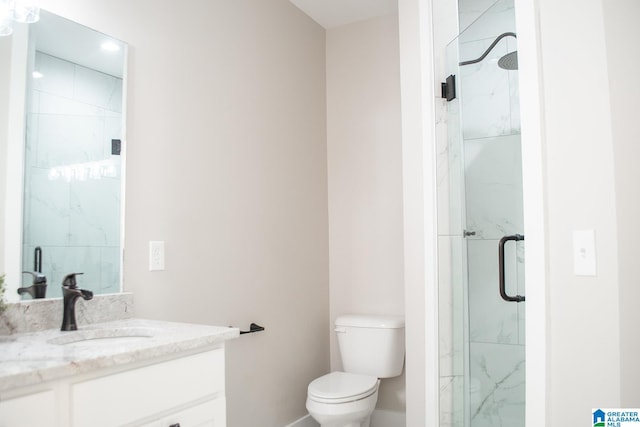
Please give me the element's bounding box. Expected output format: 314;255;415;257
286;410;405;427
285;414;319;427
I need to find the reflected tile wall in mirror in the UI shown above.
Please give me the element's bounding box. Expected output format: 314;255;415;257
22;52;122;298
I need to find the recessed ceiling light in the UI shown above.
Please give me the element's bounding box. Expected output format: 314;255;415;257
101;41;120;52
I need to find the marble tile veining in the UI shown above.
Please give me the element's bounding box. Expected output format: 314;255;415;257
469;342;525;427
464;134;523;240
467;239;521;344
440;375;465;427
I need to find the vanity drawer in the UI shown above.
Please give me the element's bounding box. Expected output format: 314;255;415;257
71;349;225;427
139;396;226;427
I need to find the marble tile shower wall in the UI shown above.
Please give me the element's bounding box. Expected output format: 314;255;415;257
461;2;525;425
22;52;123;299
438;0;524;426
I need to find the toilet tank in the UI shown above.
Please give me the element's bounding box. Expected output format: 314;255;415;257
335;314;405;378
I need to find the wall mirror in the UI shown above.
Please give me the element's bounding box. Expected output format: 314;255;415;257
2;9;127;301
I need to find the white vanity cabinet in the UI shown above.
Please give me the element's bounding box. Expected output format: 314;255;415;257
0;319;238;427
71;348;226;427
0;390;57;426
0;347;227;427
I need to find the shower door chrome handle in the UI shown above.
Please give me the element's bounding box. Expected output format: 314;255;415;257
498;234;525;303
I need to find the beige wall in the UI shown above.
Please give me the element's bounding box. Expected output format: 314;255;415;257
326;14;405;411
43;1;329;426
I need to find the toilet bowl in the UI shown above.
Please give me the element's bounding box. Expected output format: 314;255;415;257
306;314;405;427
306;372;379;427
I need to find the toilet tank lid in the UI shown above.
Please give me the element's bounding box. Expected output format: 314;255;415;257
335;314;405;329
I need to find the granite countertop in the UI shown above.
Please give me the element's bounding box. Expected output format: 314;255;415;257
0;318;240;393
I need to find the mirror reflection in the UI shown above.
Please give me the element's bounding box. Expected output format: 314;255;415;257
5;10;126;300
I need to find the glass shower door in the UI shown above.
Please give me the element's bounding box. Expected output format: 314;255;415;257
438;0;525;426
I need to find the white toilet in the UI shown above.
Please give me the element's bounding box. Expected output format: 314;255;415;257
306;314;405;427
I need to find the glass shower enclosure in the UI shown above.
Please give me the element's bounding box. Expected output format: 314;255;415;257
437;0;525;426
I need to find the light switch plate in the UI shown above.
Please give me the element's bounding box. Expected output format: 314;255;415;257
573;230;596;276
149;241;165;271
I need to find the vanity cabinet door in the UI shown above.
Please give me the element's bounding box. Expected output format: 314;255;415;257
71;349;225;427
0;390;56;427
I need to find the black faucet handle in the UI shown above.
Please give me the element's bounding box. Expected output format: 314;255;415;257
62;273;84;289
22;271;47;284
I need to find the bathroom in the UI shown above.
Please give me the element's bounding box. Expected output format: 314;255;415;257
0;0;639;426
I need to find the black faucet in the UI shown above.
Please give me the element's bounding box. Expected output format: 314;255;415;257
17;271;48;299
61;273;93;331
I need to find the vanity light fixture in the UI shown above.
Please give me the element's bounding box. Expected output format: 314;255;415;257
0;0;40;36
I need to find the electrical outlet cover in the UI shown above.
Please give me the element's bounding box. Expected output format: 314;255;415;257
573;230;596;276
149;241;165;271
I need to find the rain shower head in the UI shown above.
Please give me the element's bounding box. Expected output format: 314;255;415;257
498;51;518;70
459;32;518;70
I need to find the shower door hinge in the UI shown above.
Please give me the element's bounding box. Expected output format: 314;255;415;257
441;74;456;102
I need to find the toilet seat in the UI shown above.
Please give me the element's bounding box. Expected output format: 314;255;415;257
307;372;378;404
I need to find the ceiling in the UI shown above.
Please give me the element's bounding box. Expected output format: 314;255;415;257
289;0;397;29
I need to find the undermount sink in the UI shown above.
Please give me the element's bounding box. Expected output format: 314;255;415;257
48;327;157;347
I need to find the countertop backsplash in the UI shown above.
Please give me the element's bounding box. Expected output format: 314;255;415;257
0;293;134;335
